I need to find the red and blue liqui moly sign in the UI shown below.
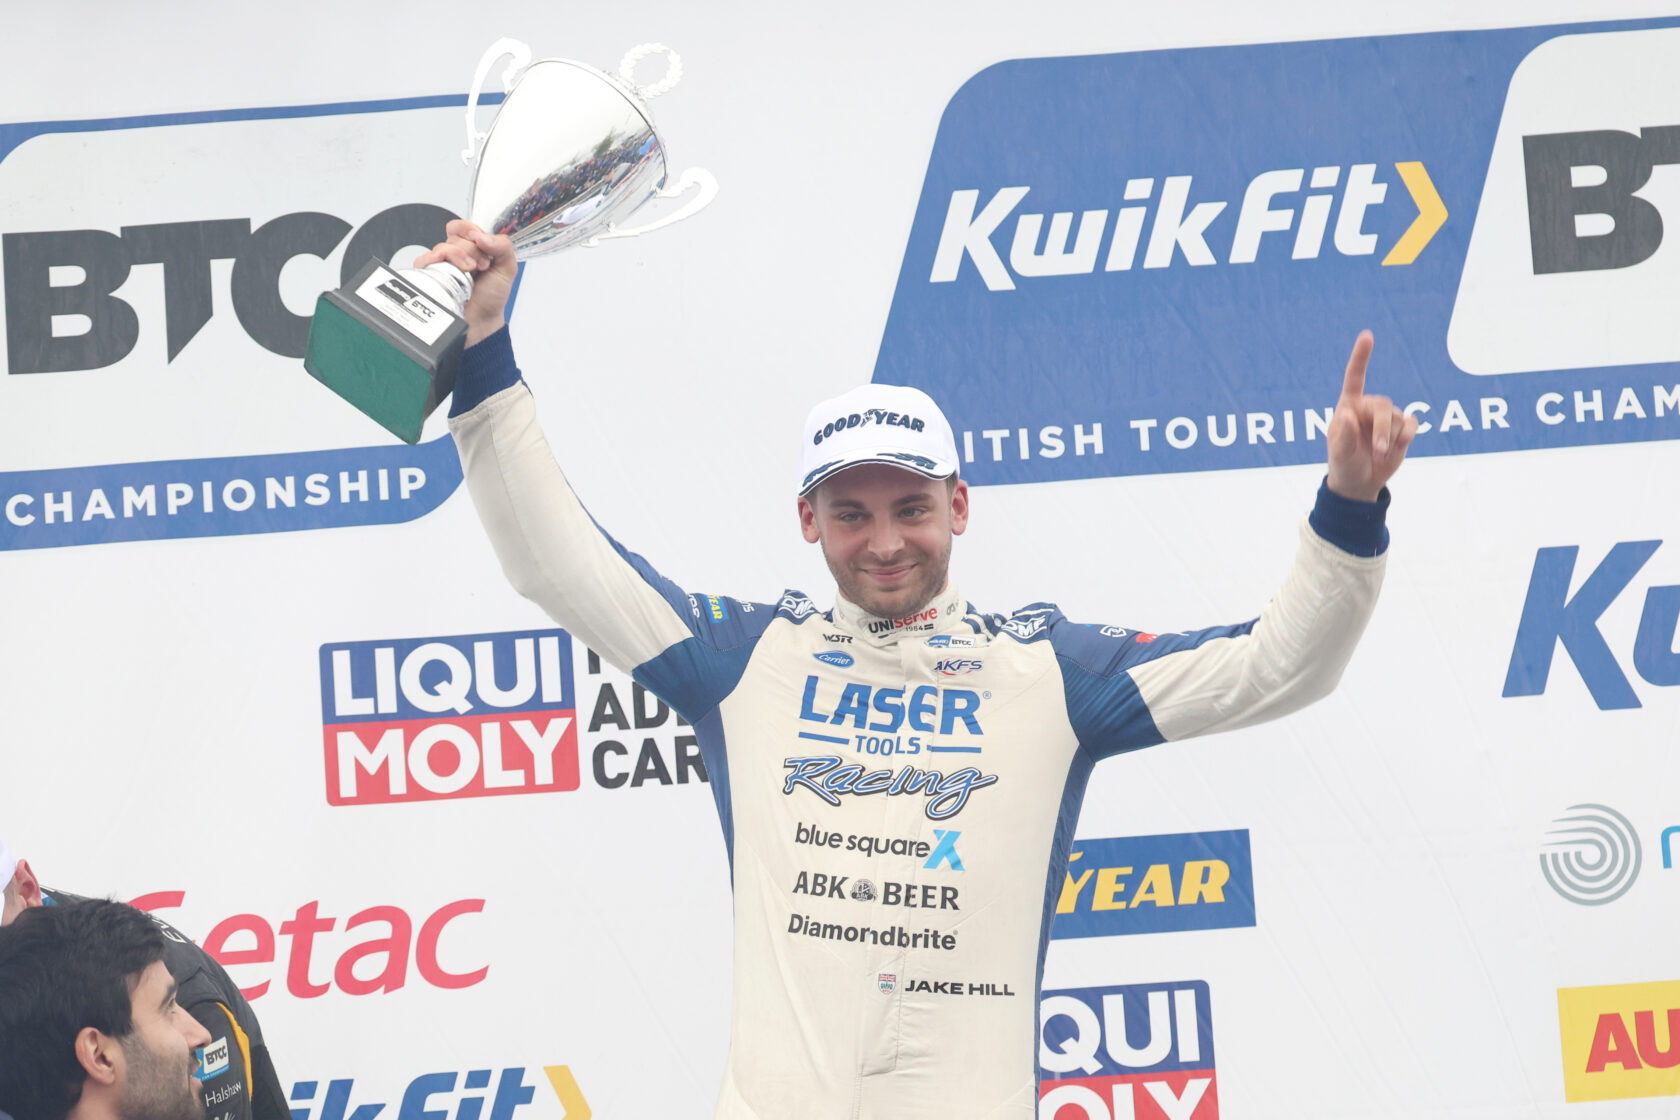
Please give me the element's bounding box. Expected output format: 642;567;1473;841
319;628;578;805
1039;981;1218;1120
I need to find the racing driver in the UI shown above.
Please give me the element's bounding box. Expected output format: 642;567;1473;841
420;220;1417;1119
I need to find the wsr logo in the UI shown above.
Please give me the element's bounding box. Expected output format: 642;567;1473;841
1503;540;1680;710
320;629;579;805
1039;981;1218;1119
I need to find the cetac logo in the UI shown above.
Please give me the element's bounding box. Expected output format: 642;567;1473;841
876;20;1680;486
1052;831;1256;939
131;890;485;1001
1557;979;1680;1103
289;1065;589;1120
1039;981;1218;1119
319;628;578;806
1503;540;1680;710
0;97;490;550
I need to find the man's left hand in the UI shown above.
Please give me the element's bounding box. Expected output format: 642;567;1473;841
1326;330;1417;502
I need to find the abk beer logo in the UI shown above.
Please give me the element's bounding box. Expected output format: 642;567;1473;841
289;1064;589;1120
1051;830;1256;939
319;628;579;806
1039;981;1217;1119
875;18;1680;485
0;96;495;549
1556;979;1680;1103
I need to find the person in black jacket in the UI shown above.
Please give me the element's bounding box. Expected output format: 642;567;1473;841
0;841;287;1120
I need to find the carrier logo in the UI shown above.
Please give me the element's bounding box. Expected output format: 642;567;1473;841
319;628;578;806
1053;830;1256;939
288;1065;589;1120
813;650;855;668
1557;979;1680;1103
876;20;1680;486
1540;805;1643;905
1503;540;1680;711
1039;981;1218;1119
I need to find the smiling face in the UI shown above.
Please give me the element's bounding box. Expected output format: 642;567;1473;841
799;463;969;619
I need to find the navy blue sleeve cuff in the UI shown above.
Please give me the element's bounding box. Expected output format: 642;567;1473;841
449;325;523;417
1308;478;1390;557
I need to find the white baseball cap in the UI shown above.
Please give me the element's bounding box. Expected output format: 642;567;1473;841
798;383;959;496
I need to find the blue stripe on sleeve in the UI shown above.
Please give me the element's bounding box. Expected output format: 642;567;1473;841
449;325;522;416
1307;478;1390;557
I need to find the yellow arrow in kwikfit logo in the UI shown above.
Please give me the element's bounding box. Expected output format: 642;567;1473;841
544;1066;590;1120
1381;161;1447;266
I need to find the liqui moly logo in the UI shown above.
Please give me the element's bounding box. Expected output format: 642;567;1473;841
319;628;578;806
1039;981;1219;1119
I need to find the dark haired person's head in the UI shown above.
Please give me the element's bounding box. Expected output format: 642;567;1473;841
0;899;210;1120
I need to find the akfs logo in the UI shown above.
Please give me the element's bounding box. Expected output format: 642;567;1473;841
875;18;1680;486
1557;979;1680;1103
0;96;487;551
1040;981;1218;1119
320;628;578;805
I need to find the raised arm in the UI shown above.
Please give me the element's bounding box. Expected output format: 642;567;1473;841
424;222;764;713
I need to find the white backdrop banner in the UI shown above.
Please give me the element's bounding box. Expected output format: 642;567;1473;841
2;4;1677;1119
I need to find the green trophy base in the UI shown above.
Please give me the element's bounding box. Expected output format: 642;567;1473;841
303;258;467;445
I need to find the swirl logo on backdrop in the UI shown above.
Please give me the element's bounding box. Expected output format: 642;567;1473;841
874;18;1680;485
0;95;507;550
1540;804;1643;906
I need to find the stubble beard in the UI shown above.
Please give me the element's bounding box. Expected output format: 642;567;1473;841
117;1035;202;1120
827;539;953;621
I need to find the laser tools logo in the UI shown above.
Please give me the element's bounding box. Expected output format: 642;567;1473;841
875;18;1680;485
0;95;499;550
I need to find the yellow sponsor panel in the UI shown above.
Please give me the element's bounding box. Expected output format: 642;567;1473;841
1557;980;1680;1103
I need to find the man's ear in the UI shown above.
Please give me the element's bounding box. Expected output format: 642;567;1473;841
949;479;970;536
75;1026;121;1087
798;496;821;544
12;859;43;909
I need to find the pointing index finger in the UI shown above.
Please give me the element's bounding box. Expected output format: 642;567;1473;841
1341;330;1374;403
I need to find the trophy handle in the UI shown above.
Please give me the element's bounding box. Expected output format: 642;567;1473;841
617;43;683;99
462;38;532;165
585;168;719;245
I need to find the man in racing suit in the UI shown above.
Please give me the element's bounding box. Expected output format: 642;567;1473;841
422;222;1416;1119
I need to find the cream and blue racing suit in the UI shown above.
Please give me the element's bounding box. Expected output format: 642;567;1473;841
449;328;1389;1119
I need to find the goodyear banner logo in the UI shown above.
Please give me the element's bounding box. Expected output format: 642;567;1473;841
875;18;1680;484
1557;979;1680;1103
1051;830;1255;939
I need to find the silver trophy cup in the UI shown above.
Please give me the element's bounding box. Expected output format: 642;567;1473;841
304;39;717;443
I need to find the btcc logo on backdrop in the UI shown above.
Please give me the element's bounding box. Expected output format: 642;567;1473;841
1039;981;1218;1119
289;1064;589;1120
319;628;579;806
1052;830;1256;939
874;18;1680;485
1556;979;1680;1103
0;96;495;550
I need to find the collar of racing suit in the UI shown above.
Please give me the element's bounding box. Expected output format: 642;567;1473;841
828;582;972;646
